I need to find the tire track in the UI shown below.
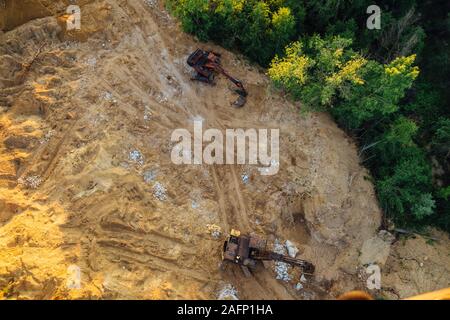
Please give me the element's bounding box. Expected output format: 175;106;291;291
211;167;229;230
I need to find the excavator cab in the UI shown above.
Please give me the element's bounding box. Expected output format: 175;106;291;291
223;230;262;268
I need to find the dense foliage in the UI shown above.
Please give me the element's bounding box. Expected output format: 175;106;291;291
167;0;450;231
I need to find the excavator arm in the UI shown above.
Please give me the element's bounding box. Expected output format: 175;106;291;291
252;251;315;274
215;65;247;96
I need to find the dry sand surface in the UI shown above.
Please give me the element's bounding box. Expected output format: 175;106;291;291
0;0;449;299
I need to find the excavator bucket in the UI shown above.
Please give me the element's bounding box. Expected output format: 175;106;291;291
232;94;246;108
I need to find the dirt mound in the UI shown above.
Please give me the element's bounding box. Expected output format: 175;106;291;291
381;230;450;299
0;0;448;299
0;0;64;31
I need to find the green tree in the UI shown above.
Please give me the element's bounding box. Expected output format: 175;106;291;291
240;1;272;64
168;0;212;41
268;35;367;109
431;118;450;160
270;7;296;56
268;42;310;99
377;154;433;222
333;55;419;129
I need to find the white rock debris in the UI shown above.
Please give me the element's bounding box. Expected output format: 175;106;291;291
275;261;292;282
300;274;307;283
273;238;286;254
206;224;222;239
102;91;114;101
143;0;157;7
273;239;292;282
191;200;200;209
129;150;144;165
285;240;299;258
241;173;249;184
143;169;157;183
85;56;97;67
143;105;152;121
18;175;42;189
156;92;168;104
217;284;239;300
152;182;167;201
40;129;54;144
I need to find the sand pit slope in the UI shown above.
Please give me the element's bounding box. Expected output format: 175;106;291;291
0;0;449;300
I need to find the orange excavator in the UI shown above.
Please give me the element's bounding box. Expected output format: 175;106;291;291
187;49;248;107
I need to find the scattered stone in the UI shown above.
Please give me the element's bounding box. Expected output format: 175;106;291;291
295;283;303;291
300;274;307;283
156;93;168;104
129;150;144;165
241;173;249;185
18;175;42;189
273;239;292;281
191;200;200;209
40;130;54;144
152;182;167;201
285;240;299;258
102;91;117;103
217;284;238;300
143;169;158;183
143;0;157;8
144;109;152;121
273;239;286;254
103;91;113;101
207;224;222;239
275;261;292;282
85;57;97;67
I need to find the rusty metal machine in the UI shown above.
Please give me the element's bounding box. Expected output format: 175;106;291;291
222;230;315;277
187;49;248;107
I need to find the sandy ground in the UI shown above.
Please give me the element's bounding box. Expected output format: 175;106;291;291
0;0;449;300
